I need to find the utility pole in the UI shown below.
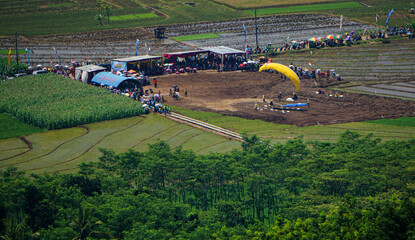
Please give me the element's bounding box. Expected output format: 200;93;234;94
15;32;19;70
255;9;258;48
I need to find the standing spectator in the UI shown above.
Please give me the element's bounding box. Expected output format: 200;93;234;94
154;78;157;88
185;88;188;97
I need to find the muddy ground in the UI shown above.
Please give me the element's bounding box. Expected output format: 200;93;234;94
152;70;415;127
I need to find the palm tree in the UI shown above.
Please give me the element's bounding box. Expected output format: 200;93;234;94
1;211;31;240
71;206;113;240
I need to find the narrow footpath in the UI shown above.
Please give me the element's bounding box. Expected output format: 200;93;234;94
164;112;243;141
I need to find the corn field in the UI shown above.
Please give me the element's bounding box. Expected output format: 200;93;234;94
0;74;143;129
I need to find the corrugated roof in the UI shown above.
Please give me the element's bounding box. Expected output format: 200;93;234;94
112;55;162;62
75;64;106;72
201;46;245;55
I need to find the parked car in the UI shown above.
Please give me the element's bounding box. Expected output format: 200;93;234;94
33;70;49;75
14;73;27;78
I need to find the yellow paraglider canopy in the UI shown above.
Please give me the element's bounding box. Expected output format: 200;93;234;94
259;63;301;91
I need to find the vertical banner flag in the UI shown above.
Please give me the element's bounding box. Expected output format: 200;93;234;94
376;13;379;30
53;47;61;65
8;49;11;67
339;15;343;31
135;39;139;56
25;48;30;66
243;24;247;44
386;9;394;28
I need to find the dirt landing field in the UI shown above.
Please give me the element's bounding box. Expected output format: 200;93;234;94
151;71;415;126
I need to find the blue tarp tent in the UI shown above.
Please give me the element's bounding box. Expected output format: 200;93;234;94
91;72;138;88
283;103;307;107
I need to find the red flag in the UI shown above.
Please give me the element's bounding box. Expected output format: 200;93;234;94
7;49;11;67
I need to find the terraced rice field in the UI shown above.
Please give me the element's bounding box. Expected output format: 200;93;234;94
348;81;415;99
269;38;415;92
0;14;374;66
0;114;241;174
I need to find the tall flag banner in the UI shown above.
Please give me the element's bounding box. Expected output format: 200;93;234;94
53;47;61;65
386;9;394;28
376;13;379;30
25;48;30;66
8;49;11;67
243;24;247;44
135;39;140;56
339;15;343;31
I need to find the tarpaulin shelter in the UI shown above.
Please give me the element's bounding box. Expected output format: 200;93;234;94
163;50;209;59
91;72;140;89
201;46;246;65
111;55;162;75
75;64;106;83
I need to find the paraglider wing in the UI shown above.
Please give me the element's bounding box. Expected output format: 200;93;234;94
259;63;301;91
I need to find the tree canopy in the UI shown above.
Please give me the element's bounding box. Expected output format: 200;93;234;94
1;131;414;239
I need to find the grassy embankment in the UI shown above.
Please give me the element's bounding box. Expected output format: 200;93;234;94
170;106;415;144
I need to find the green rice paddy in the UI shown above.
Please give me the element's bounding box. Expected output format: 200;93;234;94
0;114;241;174
111;13;159;22
244;2;362;16
171;33;221;41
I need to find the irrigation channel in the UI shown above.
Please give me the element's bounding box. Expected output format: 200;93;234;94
167;112;243;141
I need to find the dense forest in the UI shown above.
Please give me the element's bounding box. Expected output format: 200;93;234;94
1;131;415;239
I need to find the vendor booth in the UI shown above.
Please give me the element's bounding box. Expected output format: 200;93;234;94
91;72;140;90
74;64;106;83
111;55;162;76
163;50;209;71
201;46;246;65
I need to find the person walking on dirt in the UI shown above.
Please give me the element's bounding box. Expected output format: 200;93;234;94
185;88;188;97
254;103;258;111
307;98;310;106
278;92;282;102
292;92;298;100
263;95;266;102
154;78;158;88
169;88;172;97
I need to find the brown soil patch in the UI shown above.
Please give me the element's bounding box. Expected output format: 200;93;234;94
147;70;415;127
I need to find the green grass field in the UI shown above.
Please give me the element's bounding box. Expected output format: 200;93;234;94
212;0;342;9
111;13;159;21
1;106;413;174
171;33;221;41
244;2;362;16
0;0;245;36
0;114;241;174
0;114;46;139
170;106;415;143
0;50;27;55
366;117;415;127
0;0;412;35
